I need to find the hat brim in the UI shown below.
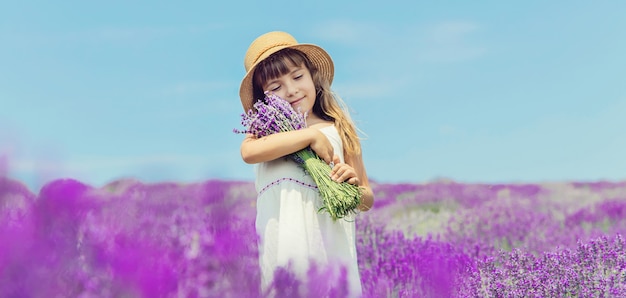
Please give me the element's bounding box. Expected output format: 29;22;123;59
239;43;334;112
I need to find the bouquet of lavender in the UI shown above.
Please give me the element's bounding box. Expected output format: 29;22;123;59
234;93;361;221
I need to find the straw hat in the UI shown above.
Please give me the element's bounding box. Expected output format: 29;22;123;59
239;31;334;111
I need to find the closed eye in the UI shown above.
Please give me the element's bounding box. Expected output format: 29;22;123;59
269;85;280;92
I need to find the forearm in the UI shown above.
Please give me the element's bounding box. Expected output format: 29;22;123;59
357;185;374;211
341;151;374;212
240;129;316;164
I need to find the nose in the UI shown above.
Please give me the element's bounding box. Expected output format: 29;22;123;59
285;82;298;97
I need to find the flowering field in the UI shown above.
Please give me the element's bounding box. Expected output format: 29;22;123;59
2;175;626;297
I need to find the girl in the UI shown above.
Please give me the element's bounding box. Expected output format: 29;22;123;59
238;31;374;297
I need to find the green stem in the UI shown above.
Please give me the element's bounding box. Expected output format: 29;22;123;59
293;149;362;221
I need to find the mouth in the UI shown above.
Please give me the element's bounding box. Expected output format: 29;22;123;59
290;97;304;106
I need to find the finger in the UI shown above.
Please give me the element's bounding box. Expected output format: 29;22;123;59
319;151;331;164
326;150;335;165
331;167;342;181
328;154;339;170
332;154;341;165
337;170;356;183
345;173;357;184
347;177;359;185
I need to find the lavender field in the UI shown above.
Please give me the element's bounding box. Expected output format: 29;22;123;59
2;174;626;297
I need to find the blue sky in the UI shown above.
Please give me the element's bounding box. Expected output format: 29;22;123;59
2;1;626;191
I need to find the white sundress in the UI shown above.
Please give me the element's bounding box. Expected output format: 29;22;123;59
255;125;362;297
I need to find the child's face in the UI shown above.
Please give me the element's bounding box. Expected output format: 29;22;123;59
261;62;317;115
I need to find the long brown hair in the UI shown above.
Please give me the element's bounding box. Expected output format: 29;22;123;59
252;48;362;155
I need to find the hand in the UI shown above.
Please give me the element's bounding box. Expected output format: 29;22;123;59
309;128;334;164
330;155;360;185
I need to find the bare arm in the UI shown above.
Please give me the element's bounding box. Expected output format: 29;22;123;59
240;128;335;164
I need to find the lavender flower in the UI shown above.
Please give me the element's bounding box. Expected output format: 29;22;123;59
7;151;626;297
235;92;362;220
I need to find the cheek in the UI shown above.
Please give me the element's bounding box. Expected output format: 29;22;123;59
273;90;289;100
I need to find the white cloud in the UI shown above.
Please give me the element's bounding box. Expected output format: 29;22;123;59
310;19;487;109
3;23;225;46
333;79;405;101
6;153;225;189
415;21;487;63
157;80;235;97
8;154;207;176
313;19;486;64
89;23;224;42
423;21;481;43
392;97;626;183
135;79;240;120
311;20;382;45
438;125;460;136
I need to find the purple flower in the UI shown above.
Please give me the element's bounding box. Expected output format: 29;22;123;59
235;92;362;220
